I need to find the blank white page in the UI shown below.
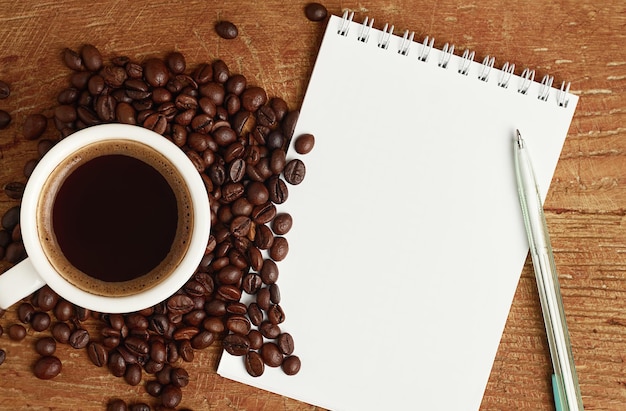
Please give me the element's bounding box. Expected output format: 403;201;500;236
218;14;578;411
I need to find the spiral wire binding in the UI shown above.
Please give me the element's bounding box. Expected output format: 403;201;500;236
518;68;535;94
357;17;374;43
398;30;415;56
338;10;354;36
498;62;515;88
538;75;554;101
458;49;475;76
338;13;572;107
378;23;394;49
438;43;455;68
418;37;435;62
478;56;495;81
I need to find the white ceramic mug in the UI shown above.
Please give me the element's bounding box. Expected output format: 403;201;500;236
0;124;211;313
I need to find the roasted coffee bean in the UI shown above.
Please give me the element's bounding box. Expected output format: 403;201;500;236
0;80;9;99
245;351;265;377
144;359;164;374
269;149;286;175
0;349;6;366
241;87;267;112
269;283;281;304
53;104;77;123
125;313;149;330
173;326;199;341
107;399;128;411
259;260;279;285
260;342;283;367
57;87;80;105
277;332;295;355
87;74;105;95
146;380;163;397
170;367;189;388
81;44;103;71
161;384;183;408
101;65;128;88
8;324;26;341
283;159;306;185
254;224;274;250
36;286;59;311
125;336;150;356
108;350;127;377
269;236;289;262
267;304;286;325
282;355;301;375
152;87;175;104
178;339;194;362
246;330;263;351
259;320;281;339
222;333;250;356
0;110;11;129
222;182;245;203
62;48;84;71
294;133;315;154
88;342;108;367
4;181;26;200
167;294;195;315
247;303;263;327
228;158;246;182
125;363;143;386
256;287;272;312
36;139;55;158
144;58;170;87
215;20;238;39
31;312;51;332
5;241;26;263
257;105;277;128
226;315;251;335
282;110;299;142
23;114;47;140
251;202;276;225
76;306;90;322
33;356;62;379
95;94;116;121
242;273;263;295
213;125;237;146
305;2;328;21
267;175;288;204
35;337;57;356
150;340;167;364
217;284;242;301
272;213;293;235
53;300;73;322
246;181;269;205
191;330;215;349
51;322;71;343
17;302;35;323
229;216;251;238
199;82;224;105
212;59;230;83
115;102;136;124
69;328;90;349
166;51;186;74
202;316;225;334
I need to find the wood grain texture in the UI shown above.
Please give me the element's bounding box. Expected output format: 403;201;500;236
0;1;624;410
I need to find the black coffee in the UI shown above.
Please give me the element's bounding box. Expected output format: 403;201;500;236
37;139;193;297
52;154;177;282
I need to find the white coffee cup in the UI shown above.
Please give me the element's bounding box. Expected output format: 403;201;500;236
0;124;211;313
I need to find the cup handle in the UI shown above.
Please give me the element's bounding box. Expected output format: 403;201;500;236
0;258;46;309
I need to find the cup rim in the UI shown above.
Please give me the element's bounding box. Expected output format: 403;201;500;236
20;124;211;313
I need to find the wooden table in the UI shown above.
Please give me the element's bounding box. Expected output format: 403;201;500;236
0;1;624;409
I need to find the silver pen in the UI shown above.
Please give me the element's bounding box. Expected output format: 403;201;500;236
514;129;584;411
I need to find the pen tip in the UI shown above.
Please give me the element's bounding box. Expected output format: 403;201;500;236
516;129;524;148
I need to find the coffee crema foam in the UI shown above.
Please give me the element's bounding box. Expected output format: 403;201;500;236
37;139;194;297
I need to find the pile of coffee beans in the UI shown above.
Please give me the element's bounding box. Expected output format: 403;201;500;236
0;40;317;408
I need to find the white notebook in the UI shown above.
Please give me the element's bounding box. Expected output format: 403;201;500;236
218;12;578;411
